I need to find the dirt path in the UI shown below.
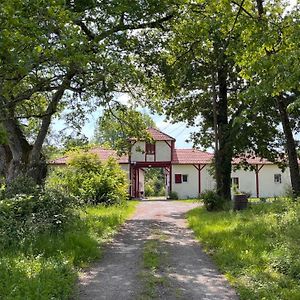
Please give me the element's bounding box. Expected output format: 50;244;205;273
78;201;238;300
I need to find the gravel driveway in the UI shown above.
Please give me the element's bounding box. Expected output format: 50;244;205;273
78;200;238;300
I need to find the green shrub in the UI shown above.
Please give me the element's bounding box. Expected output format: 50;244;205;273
47;153;128;205
0;189;77;249
200;190;227;211
3;175;40;199
168;191;179;200
145;184;155;197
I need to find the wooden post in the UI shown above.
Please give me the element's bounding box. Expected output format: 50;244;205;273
194;164;206;196
255;164;264;198
169;164;172;193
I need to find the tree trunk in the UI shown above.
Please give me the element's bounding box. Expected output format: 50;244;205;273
2;118;47;185
214;54;232;202
277;96;300;196
2;70;75;186
0;144;12;181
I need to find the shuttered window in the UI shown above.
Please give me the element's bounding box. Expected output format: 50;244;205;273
175;174;182;184
146;143;155;154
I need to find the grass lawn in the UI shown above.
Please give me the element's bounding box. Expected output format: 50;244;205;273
187;200;300;300
0;201;137;300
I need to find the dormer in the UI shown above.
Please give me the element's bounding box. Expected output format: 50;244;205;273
130;127;175;163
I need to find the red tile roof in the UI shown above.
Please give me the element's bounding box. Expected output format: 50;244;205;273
128;127;175;142
232;156;272;165
50;147;128;165
172;149;213;164
147;127;175;141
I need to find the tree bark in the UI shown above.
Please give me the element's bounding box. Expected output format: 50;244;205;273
277;96;300;196
214;53;232;202
0;144;12;181
2;70;76;186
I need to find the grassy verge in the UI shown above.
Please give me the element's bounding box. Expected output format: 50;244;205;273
187;200;300;300
0;201;137;300
178;198;201;203
139;229;168;299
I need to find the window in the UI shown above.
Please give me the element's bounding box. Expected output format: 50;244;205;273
175;174;182;184
175;174;188;184
274;174;282;184
146;142;155;154
231;177;239;189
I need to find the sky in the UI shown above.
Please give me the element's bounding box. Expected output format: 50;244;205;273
53;93;198;149
53;0;298;149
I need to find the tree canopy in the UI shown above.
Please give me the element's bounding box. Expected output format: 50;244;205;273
0;0;176;184
94;106;155;153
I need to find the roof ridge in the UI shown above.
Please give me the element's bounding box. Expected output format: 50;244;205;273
174;148;213;153
147;127;176;141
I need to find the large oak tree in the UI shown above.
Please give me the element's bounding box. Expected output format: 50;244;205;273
0;0;175;184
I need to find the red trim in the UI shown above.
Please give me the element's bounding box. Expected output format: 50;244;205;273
131;167;135;198
128;152;132;197
255;164;264;198
175;174;182;183
170;164;172;193
145;142;156;163
197;165;202;195
171;141;175;161
133;161;171;168
193;164;206;195
137;168;139;197
165;141;171;148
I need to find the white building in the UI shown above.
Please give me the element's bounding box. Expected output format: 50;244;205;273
51;127;291;199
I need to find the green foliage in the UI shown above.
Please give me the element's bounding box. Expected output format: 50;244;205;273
62;134;89;151
140;229;168;299
0;201;137;300
144;168;165;197
168;191;178;200
187;200;300;299
47;152;128;204
3;175;40;199
0;255;76;300
200;190;228;211
0;189;77;250
94;106;155;154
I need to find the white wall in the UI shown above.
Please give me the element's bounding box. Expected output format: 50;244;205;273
131;141;145;162
256;165;290;197
231;168;256;196
156;141;171;161
171;163;291;199
201;165;216;192
172;165;198;199
231;165;290;198
130;141;172;163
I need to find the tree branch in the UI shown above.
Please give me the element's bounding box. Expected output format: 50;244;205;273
231;1;255;19
31;69;77;160
76;14;174;42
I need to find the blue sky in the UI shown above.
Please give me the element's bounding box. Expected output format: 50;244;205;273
53;91;198;149
53;0;297;148
53;103;197;149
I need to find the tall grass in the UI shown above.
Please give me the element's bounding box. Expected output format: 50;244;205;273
0;201;137;300
187;200;300;300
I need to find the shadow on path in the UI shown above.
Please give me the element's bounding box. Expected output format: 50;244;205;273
78;201;238;300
